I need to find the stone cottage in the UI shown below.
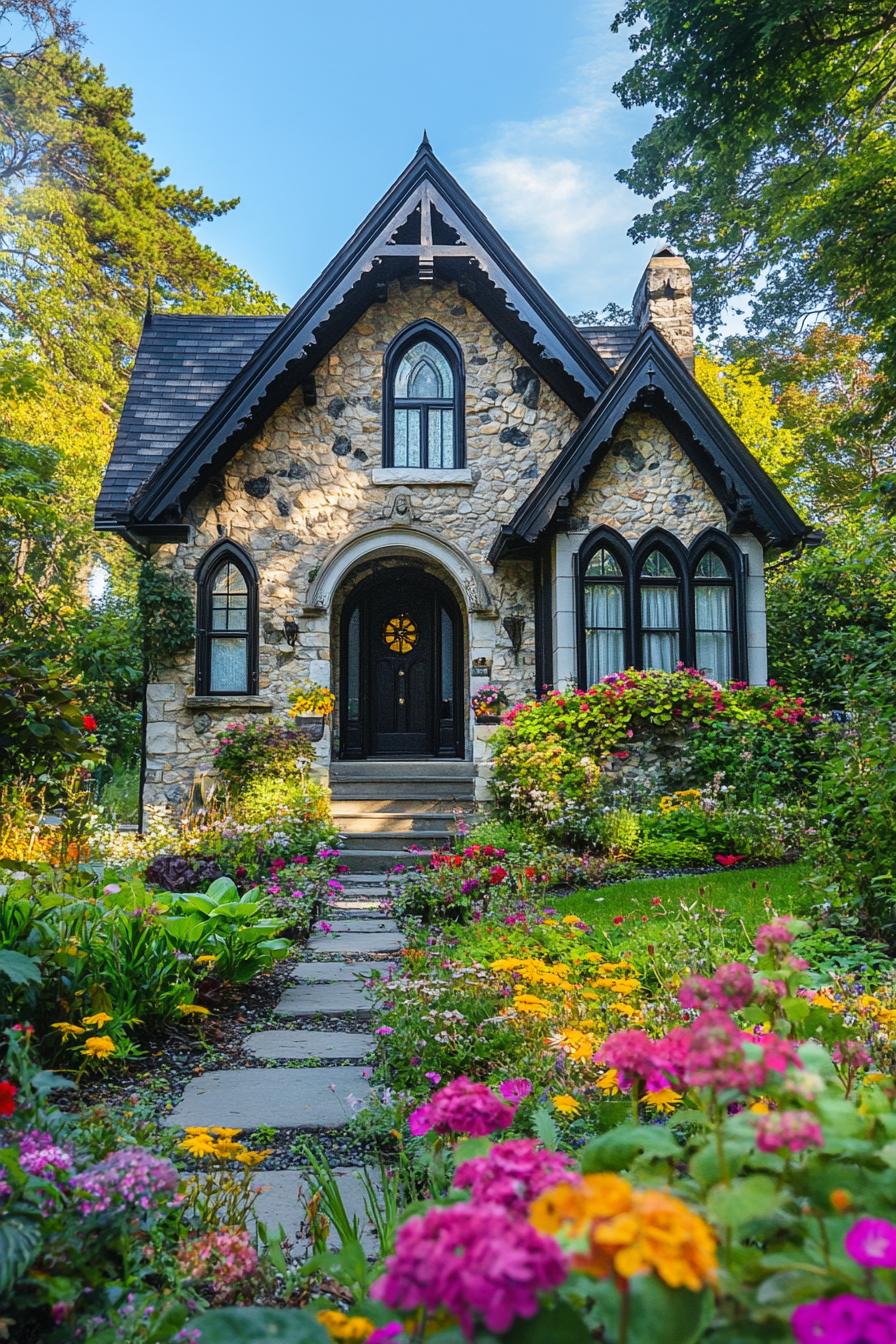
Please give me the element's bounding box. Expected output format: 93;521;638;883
95;137;809;818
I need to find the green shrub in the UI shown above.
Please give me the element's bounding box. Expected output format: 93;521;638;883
635;836;714;867
597;807;641;859
232;774;330;827
213;718;315;794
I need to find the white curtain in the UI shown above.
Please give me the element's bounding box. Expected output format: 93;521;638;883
584;582;624;683
641;584;679;671
695;584;732;681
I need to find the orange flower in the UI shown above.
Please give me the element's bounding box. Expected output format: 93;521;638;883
531;1174;717;1292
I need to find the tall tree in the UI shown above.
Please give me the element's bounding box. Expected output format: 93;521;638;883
612;0;896;421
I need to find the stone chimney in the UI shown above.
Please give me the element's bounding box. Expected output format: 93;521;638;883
631;245;694;372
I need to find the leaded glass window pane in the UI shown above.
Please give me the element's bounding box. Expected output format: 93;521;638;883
210;638;248;693
394;341;453;399
695;582;733;681
642;550;675;578
641;583;679;672
210;563;248;631
393;408;422;467
696;551;730;579
586;548;622;579
427;408;455;468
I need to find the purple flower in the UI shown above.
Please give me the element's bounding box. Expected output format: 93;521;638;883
844;1217;896;1269
18;1130;74;1181
316;920;333;934
792;1294;896;1343
461;878;480;896
74;1148;178;1216
498;1077;533;1104
425;1071;442;1086
375;1026;394;1036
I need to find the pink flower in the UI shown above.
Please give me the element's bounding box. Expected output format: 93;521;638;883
453;1138;575;1216
375;1026;394;1036
370;1203;567;1338
316;920;333;934
755;1110;823;1155
595;1030;667;1092
498;1077;533;1104
714;853;745;867
407;1076;516;1138
754;917;796;954
425;1072;442;1086
680;962;754;1012
844;1217;896;1269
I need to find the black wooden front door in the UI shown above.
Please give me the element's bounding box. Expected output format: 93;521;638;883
340;568;462;759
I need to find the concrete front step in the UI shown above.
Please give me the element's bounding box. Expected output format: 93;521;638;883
245;1028;373;1061
165;1067;370;1129
339;848;428;874
332;799;471;816
340;830;448;852
331;760;474;780
331;781;475;800
336;812;458;834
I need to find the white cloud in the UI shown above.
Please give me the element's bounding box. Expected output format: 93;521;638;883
463;1;656;313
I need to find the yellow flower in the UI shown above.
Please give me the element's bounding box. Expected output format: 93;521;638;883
552;1093;582;1116
562;914;583;925
212;1139;251;1161
178;1133;218;1158
183;1126;213;1135
513;993;552;1017
610;1002;643;1020
552;1028;598;1062
316;1309;376;1342
82;1011;112;1028
234;1148;273;1167
195;954;218;965
82;1035;116;1059
748;1099;771;1114
210;1127;242;1138
52;1021;85;1040
644;1088;682;1115
177;1003;211;1016
597;1068;621;1095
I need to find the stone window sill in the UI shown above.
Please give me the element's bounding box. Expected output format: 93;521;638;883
371;467;476;486
184;695;273;712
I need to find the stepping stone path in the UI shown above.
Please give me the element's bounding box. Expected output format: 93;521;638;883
165;872;403;1253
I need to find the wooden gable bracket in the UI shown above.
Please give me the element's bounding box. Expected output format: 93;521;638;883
382;182;477;282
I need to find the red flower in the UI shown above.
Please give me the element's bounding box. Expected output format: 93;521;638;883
715;854;746;868
613;915;625;926
612;750;630;760
524;867;536;880
489;865;509;885
0;1080;17;1117
651;896;662;906
82;714;98;732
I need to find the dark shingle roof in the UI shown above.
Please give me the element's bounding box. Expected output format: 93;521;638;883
577;325;640;372
95;313;283;525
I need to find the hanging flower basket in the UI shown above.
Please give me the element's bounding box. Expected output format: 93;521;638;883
471;684;509;724
287;680;335;742
291;715;326;742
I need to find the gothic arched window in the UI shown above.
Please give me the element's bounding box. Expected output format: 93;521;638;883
195;542;259;695
638;546;683;672
384;322;464;469
693;548;735;682
582;545;628;684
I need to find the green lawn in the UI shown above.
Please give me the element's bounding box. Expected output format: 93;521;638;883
548;860;812;928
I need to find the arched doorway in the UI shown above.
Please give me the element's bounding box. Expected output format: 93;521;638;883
339;566;464;759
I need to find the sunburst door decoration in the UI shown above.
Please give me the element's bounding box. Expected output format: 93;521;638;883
383;614;417;654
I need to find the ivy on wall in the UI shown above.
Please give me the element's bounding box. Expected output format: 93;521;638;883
137;561;195;679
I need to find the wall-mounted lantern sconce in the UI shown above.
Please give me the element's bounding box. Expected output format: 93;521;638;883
502;614;525;662
283;616;300;648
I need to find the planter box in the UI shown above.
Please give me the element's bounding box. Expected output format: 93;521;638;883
293;716;326;742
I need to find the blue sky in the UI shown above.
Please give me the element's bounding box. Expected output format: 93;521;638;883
75;0;655;315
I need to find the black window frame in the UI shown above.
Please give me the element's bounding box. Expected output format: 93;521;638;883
195;540;259;696
575;526;748;686
576;526;633;687
382;320;465;469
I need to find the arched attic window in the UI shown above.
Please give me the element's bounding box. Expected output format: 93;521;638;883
693;547;735;682
638;545;683;672
195;543;259;695
383;322;464;469
580;537;629;684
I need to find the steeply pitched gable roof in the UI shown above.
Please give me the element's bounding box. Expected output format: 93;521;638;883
95;314;283;526
490;326;811;561
101;139;614;531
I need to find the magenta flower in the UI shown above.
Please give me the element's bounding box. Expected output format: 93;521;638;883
375;1025;394;1036
367;1328;404;1344
74;1148;178;1215
754;917;796;955
792;1294;896;1343
370;1203;567;1338
424;1072;442;1086
498;1077;533;1104
844;1217;896;1269
407;1076;516;1138
755;1110;823;1155
316;920;333;934
595;1029;669;1092
453;1138;575;1216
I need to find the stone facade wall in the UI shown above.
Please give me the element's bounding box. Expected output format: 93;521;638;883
143;278;579;807
571;410;727;542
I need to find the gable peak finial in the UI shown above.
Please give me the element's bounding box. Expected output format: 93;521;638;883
418;129;432;152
